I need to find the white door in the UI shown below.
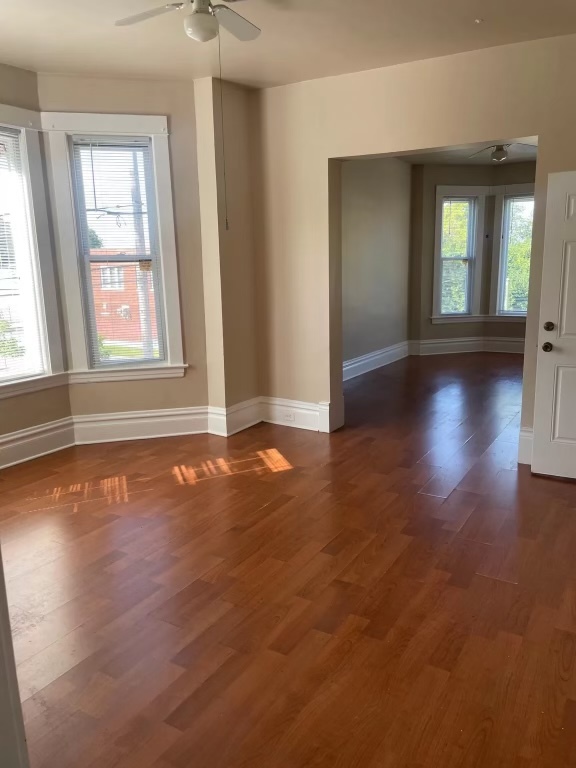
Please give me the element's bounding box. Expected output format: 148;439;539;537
0;546;30;768
533;171;576;478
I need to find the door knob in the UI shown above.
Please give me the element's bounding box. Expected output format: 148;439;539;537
542;342;553;352
544;321;555;331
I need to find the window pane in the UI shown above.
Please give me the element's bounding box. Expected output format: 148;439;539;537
0;128;46;382
441;259;469;314
91;261;160;364
71;138;165;367
500;196;533;314
440;198;473;314
441;199;472;259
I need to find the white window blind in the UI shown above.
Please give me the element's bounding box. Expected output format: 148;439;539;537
0;127;47;383
440;197;477;314
70;137;166;368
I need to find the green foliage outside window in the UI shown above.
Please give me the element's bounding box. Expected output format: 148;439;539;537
501;198;533;313
439;195;534;316
89;228;104;249
0;316;24;361
441;199;471;314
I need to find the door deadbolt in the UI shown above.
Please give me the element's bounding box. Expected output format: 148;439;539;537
542;342;553;352
544;321;555;331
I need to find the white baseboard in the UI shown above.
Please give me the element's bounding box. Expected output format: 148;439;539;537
1;396;335;469
485;337;526;354
518;427;533;465
343;341;409;381
260;397;328;432
411;336;525;355
74;407;208;445
0;417;75;469
208;398;262;437
343;338;524;368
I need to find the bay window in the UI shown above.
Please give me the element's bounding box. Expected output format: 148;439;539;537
433;183;534;323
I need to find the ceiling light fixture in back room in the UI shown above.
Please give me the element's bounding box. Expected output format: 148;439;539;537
467;141;536;163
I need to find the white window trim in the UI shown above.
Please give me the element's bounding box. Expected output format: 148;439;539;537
100;266;124;291
43;112;185;382
68;365;186;384
0;103;65;398
490;183;535;317
433;186;487;319
433;183;535;324
431;314;526;324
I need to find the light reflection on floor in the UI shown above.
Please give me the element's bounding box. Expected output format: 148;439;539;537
24;449;293;511
25;476;154;512
172;448;293;486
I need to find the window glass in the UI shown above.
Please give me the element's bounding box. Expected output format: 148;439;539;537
440;198;475;314
0;127;46;382
70;137;165;367
499;196;534;314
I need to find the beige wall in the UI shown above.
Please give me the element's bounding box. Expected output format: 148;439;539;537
37;73;208;416
341;157;411;361
194;78;259;409
220;82;259;406
0;62;38;111
255;33;576;428
410;161;535;342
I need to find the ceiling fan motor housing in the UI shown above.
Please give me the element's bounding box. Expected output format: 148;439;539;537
192;0;213;13
185;0;219;40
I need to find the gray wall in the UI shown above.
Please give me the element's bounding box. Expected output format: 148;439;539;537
341;157;411;361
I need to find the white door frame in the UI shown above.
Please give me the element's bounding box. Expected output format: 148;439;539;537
0;546;30;768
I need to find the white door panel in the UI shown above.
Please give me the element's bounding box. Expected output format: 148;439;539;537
533;172;576;477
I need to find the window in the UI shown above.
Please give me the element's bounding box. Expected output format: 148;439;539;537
45;112;183;381
70;137;165;367
437;196;480;315
433;183;533;324
100;266;124;291
0;127;47;383
496;195;534;315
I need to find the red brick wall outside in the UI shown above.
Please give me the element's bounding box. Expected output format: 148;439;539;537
90;262;158;348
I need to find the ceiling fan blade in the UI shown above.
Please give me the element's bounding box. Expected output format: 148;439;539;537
212;5;261;40
115;3;184;27
468;146;493;159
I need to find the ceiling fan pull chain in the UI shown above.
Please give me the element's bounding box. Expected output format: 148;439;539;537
218;31;229;231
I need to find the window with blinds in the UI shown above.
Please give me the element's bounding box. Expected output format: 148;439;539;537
0;127;47;383
70;137;166;368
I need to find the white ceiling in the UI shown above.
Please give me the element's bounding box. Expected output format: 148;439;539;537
1;0;576;87
400;139;538;165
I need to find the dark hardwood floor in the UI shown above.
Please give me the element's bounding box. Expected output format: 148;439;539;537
3;353;576;767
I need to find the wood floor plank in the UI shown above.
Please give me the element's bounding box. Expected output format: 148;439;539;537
3;353;576;767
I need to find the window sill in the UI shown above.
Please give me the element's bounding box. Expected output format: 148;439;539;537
431;314;526;325
0;372;69;400
68;364;188;384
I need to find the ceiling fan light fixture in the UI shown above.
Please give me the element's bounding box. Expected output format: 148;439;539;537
184;10;219;41
491;144;508;162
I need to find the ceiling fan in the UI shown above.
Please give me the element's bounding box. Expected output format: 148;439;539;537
115;0;261;43
468;142;536;163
